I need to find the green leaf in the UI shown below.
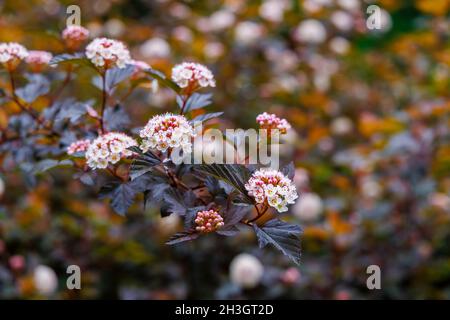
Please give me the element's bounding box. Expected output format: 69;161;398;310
129;146;161;180
196;164;253;203
253;219;302;265
190;112;223;124
144;68;180;93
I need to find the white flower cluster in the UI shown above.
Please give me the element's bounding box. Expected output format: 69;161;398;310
26;50;52;65
26;50;53;71
245;168;298;212
0;42;28;70
62;25;90;48
171;62;215;89
256;112;291;134
85;132;137;169
85;38;131;69
139;113;195;154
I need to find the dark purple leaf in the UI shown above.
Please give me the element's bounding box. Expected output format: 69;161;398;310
253;219;302;265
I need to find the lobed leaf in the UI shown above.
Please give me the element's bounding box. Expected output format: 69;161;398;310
253;219;302;265
196;164;253;203
129;147;161;180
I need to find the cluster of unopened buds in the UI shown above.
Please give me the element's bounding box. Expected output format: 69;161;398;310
67;139;91;155
85;132;137;169
85;37;131;69
245;168;298;212
194;209;224;233
256;112;291;134
139;113;196;154
171;62;216;92
0;42;28;71
26;50;53;72
62;25;90;50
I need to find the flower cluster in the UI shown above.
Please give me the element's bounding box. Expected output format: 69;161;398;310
26;50;53;72
171;62;216;90
256;112;291;134
139;113;195;154
0;42;28;71
245;168;298;212
67;139;91;155
194;209;224;233
85;38;131;69
85;132;137;169
62;25;90;50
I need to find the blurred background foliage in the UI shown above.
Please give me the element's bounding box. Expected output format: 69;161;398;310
0;0;450;299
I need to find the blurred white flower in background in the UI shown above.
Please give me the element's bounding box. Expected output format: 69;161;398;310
204;42;225;60
329;37;351;55
234;21;264;45
172;26;193;43
337;0;360;12
259;0;288;23
303;0;332;14
140;38;171;59
33;265;58;296
169;2;191;19
104;19;125;37
331;117;354;136
294;19;327;44
378;8;393;32
209;10;235;31
361;177;382;199
331;11;354;32
229;253;264;289
293;192;323;222
294;168;309;189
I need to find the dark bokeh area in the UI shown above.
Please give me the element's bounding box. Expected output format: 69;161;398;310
1;0;450;299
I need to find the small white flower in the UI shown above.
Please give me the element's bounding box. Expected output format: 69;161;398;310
0;42;28;70
85;38;131;69
140;113;196;154
171;62;215;90
229;253;264;289
85;132;137;170
245;168;298;213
